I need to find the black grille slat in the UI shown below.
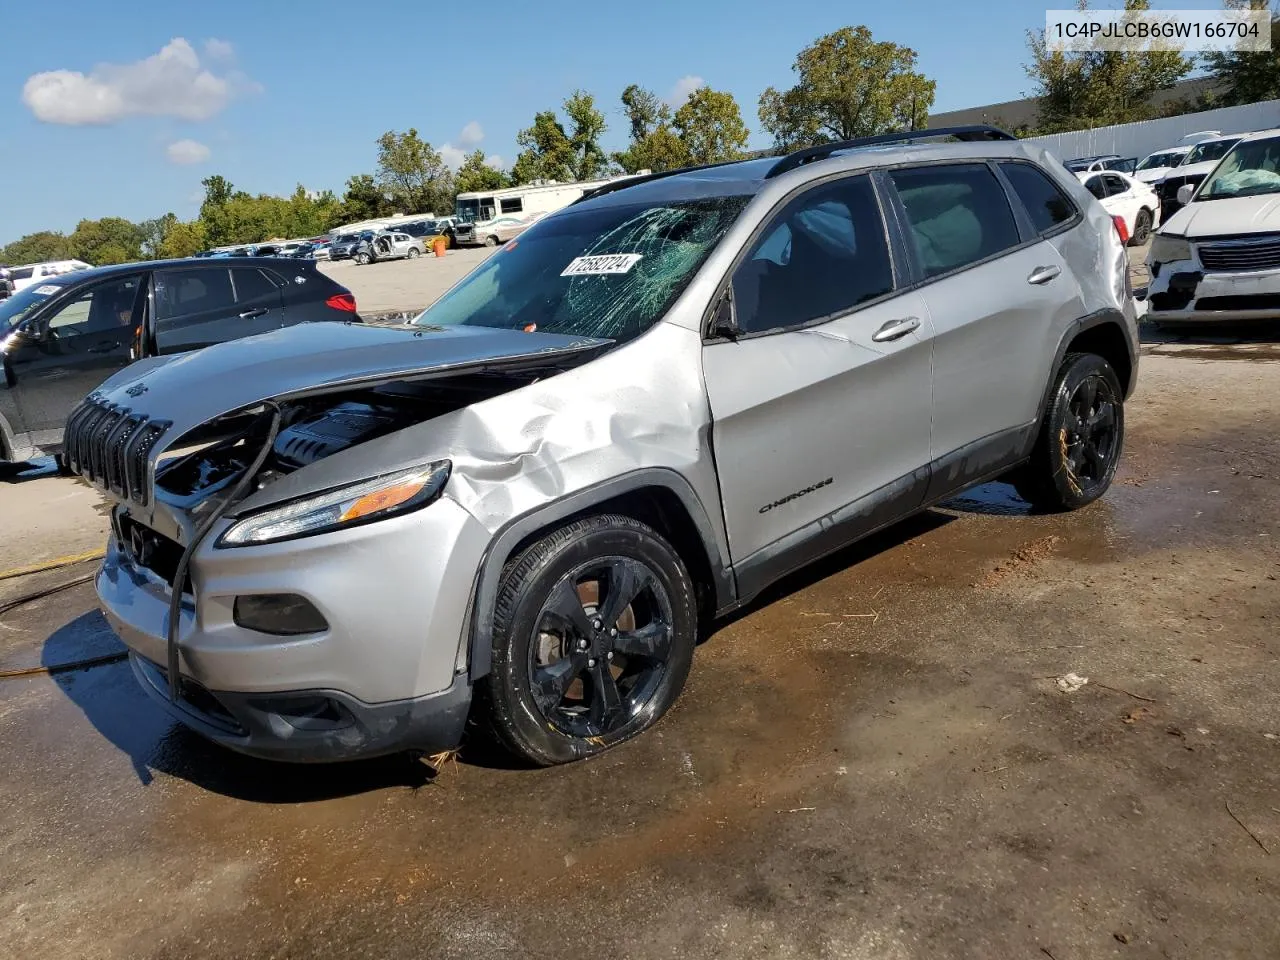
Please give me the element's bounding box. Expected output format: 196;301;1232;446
1199;234;1280;272
105;416;142;496
62;397;169;506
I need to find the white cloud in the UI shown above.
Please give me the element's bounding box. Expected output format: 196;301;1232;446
458;121;484;147
440;144;466;170
666;75;705;108
22;38;259;125
484;154;504;170
166;138;211;164
203;38;235;62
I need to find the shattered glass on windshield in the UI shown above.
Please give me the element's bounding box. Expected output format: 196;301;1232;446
415;195;750;342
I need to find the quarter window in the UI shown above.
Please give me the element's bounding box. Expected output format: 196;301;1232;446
1103;174;1129;196
998;162;1076;234
890;164;1022;278
1084;175;1107;200
731;175;893;335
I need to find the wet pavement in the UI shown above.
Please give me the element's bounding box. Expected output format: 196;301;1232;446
2;327;1280;959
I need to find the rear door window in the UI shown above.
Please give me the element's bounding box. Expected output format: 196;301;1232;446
1083;175;1107;200
998;162;1077;235
1103;174;1130;197
231;267;281;303
154;268;235;321
889;164;1022;279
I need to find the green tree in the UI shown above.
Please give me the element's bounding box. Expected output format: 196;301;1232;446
673;87;750;164
137;214;178;259
620;84;668;142
512;110;575;184
1025;0;1191;133
69;217;146;265
613;85;689;173
337;173;392;224
375;128;452;214
156;219;207;259
455;150;510;195
1204;0;1280;106
1;231;76;264
564;89;608;180
759;26;936;149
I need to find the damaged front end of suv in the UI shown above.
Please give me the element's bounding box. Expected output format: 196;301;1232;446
68;191;745;762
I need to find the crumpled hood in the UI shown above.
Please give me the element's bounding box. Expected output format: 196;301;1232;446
86;321;610;450
1162;194;1280;238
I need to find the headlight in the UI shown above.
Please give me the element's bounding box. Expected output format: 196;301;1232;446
1149;233;1192;264
217;461;451;547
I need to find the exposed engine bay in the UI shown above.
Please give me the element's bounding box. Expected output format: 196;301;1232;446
154;369;552;503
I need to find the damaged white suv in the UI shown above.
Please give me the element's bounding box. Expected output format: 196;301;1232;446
68;127;1139;766
1146;127;1280;323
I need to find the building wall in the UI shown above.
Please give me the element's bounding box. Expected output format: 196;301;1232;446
1023;99;1280;163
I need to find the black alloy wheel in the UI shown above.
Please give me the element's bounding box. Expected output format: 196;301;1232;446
529;558;674;738
1013;352;1125;511
484;514;697;766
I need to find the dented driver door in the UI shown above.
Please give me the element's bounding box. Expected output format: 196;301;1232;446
702;175;934;597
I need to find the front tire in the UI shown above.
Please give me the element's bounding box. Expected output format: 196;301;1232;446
1013;352;1125;511
484;234;499;247
483;514;697;766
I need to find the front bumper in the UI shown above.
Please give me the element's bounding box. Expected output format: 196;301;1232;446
128;653;470;762
96;495;491;761
1145;259;1280;322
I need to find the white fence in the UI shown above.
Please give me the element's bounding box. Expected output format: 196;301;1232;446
1024;98;1280;162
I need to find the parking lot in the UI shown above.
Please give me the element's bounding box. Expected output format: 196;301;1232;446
4;241;1280;959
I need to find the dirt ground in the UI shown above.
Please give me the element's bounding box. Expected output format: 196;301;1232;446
2;317;1279;959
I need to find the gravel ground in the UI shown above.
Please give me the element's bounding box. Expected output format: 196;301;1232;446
2;311;1279;958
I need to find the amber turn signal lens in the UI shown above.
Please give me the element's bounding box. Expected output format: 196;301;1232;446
339;481;428;522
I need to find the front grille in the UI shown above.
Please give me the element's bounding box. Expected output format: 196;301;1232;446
1199;234;1280;272
63;396;170;505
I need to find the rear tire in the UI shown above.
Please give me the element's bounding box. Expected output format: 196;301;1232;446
1129;208;1153;246
407;247;421;259
1013;352;1125;512
354;252;369;265
483;514;697;766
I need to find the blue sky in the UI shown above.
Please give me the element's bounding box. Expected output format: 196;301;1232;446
0;0;1214;244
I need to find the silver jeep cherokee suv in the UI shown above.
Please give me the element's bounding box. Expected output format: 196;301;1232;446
68;126;1138;766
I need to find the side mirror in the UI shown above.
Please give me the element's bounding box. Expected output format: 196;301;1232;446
1177;184;1196;206
710;291;738;339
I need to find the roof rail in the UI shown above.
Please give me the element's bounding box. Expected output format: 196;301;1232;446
570;158;757;206
764;125;1018;180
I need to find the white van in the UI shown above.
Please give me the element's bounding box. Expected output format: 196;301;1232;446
10;260;93;293
453;174;649;246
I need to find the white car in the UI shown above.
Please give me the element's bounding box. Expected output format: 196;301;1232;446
1133;145;1192;184
1077;170;1160;246
1146;127;1280;324
1155;133;1246;221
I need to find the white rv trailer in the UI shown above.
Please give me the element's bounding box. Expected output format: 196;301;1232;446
453;172;650;246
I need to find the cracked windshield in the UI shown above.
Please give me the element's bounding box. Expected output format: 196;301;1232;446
414;196;748;340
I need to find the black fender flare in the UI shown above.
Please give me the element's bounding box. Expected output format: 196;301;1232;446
0;407;15;462
463;468;733;682
1035;308;1138;428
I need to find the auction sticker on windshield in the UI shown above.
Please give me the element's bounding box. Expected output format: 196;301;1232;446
561;253;643;277
34;285;61;295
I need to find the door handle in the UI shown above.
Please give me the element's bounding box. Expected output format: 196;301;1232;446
871;316;921;343
1027;265;1061;285
239;307;268;319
